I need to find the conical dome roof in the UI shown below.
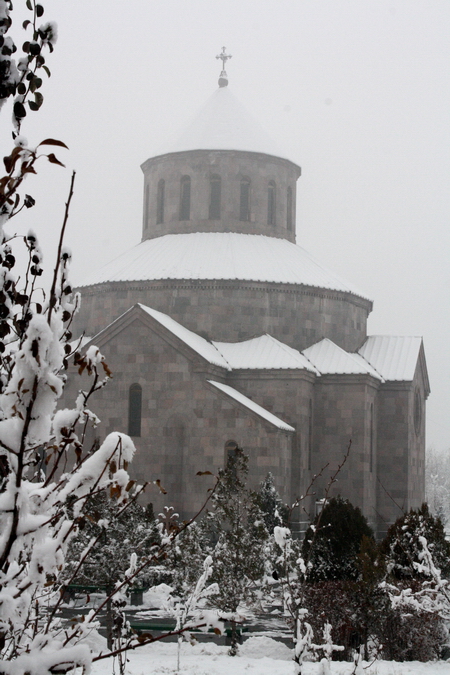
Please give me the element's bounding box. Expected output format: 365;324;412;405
153;86;296;164
78;232;370;301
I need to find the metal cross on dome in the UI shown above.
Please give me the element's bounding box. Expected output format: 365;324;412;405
216;46;232;87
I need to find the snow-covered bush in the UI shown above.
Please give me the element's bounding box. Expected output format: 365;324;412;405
380;503;450;580
378;504;450;660
377;579;447;662
65;492;160;589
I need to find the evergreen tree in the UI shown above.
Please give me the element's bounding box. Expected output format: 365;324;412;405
66;492;160;589
207;448;269;655
301;497;374;582
380;502;450;580
164;520;210;598
256;472;289;533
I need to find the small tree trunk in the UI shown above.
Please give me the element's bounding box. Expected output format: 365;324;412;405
177;634;182;672
228;619;238;656
106;596;113;650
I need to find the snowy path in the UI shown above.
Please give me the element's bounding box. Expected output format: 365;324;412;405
89;637;449;675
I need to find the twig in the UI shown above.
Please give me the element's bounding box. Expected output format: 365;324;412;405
48;170;75;326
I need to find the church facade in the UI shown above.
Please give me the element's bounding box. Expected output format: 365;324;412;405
72;68;429;537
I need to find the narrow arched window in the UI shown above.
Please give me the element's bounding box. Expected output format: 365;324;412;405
268;181;276;226
144;184;150;229
179;175;191;221
225;440;238;482
239;178;250;222
286;186;293;232
370;403;374;473
308;399;313;471
157;179;165;224
209;174;221;220
128;383;142;437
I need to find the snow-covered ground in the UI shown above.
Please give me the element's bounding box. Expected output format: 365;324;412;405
90;636;449;675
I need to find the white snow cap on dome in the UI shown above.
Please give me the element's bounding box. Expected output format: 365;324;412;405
153;86;296;163
77;232;371;301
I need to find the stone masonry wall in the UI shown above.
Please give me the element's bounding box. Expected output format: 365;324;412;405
228;370;315;518
75;280;371;354
311;376;380;529
408;360;426;511
375;383;411;537
71;314;295;519
140;150;301;243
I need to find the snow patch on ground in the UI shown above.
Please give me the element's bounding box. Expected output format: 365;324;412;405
239;636;292;660
89;640;450;675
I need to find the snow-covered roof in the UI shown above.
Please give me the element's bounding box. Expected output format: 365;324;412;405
207;380;295;431
151;86;295;164
88;304;425;392
358;336;423;381
303;338;383;379
213;334;318;372
138;304;231;369
78;233;370;301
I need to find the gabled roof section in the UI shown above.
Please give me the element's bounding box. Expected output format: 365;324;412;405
150;86;295;164
207;380;295;432
78;233;371;303
303;338;382;379
359;336;428;388
138;305;231;370
213;334;318;372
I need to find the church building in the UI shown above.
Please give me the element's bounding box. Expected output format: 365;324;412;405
72;54;429;537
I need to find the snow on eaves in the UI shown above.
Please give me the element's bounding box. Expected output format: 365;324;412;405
303;338;383;379
138;304;231;369
77;233;370;301
149;86;295;164
208;380;295;432
358;336;423;382
213;334;318;372
86;303;422;387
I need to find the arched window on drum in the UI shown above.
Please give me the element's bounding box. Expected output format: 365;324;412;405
286;186;293;232
179;175;191;221
209;174;221;220
157;179;165;224
267;180;276;226
239;178;250;222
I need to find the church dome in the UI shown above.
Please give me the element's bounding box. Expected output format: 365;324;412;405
152;86;295;163
75;76;372;352
140;86;301;243
79;232;368;300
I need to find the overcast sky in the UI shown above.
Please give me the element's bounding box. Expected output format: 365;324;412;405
3;1;449;452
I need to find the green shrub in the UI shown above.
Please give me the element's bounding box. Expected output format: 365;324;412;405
380;502;450;580
301;496;374;582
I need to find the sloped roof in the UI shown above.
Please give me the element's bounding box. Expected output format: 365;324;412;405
151;86;294;163
213;334;318;372
138;304;231;370
358;336;424;382
303;338;382;378
87;304;426;395
78;233;370;301
207;380;295;431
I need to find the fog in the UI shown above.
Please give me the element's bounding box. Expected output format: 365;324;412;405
3;0;449;451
